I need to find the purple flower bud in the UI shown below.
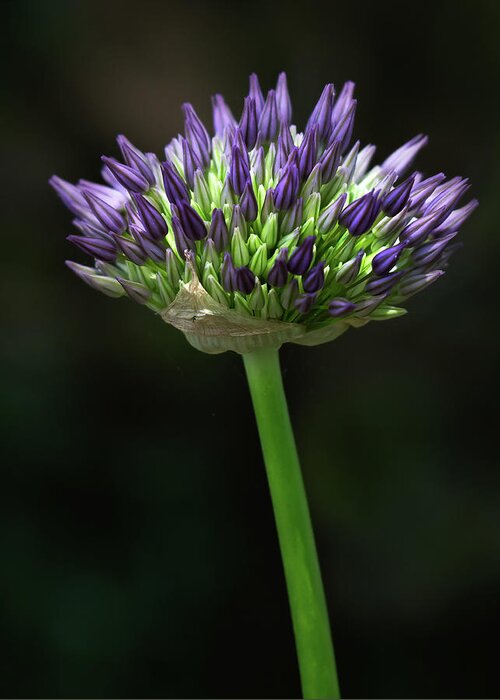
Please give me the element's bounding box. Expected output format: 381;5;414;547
280;121;295;153
164;135;183;162
185;118;210;169
114;235;148;265
320;140;341;183
281;197;303;234
49;175;91;218
67;234;117;262
335;249;364;284
65;260;124;298
302;261;325;293
221;252;238;292
240;180;258;221
182;103;211;156
408;173;446;212
72;218;109;239
233;128;250;166
353;144;377;181
130;224;166;262
220;175;236;207
212;94;237;136
125;201;143;228
101;156;149;192
276;72;292;124
399;207;445;245
117;277;151;305
371;243;406;276
331;81;355;125
229;204;247;237
235;266;256;294
261;188;275;223
381;134;428;176
423;176;465;204
258;90;279;141
383;175;416;216
329;100;356;153
230;145;251;196
177;201;207;241
170;214;194;256
274;162;300;210
400;270;445;296
77;179;126;209
208;208;229;252
427;175;463;201
287;235;316;275
100;163;129;194
130;192;168;240
116;135;155;185
182;138;202;189
274;131;290;177
338;191;381;236
317;193;347;234
421;181;470;225
354;294;387;316
298;126;318;179
328;297;356;317
302;163;322;199
161;160;190;204
432;199;478;236
412;232;457;267
248;73;265;118
438;240;463;266
365;271;404;295
239;96;258;150
307;83;334;141
83;191;126;234
294;293;316;315
268;249;289;287
251;146;265;186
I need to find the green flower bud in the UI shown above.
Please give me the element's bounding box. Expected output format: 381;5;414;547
276;227;300;251
303;193;321;223
231;227;250;266
301;217;316;236
202;261;217;287
207;171;222;204
234;292;252;316
249;243;269;277
261;212;278;249
268;288;284;319
247;232;263;256
206;274;230;307
156;272;175;306
201;238;221;271
370;305;407;321
194;170;212;216
249;279;267;311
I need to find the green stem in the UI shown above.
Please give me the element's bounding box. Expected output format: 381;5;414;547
243;347;340;700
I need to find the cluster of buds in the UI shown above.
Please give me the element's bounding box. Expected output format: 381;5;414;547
51;73;477;353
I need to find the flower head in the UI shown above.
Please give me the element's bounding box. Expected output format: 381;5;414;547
51;73;477;354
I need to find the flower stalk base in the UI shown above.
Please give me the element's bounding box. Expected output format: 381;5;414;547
243;347;340;699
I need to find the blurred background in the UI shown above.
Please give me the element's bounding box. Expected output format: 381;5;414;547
1;0;499;697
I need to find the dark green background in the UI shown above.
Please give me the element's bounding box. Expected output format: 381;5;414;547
1;0;499;697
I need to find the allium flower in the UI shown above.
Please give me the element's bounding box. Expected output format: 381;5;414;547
51;73;477;355
51;74;477;700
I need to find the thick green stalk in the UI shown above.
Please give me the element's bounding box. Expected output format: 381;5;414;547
243;347;340;700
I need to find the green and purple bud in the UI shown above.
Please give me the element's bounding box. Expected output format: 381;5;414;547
53;73;476;355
